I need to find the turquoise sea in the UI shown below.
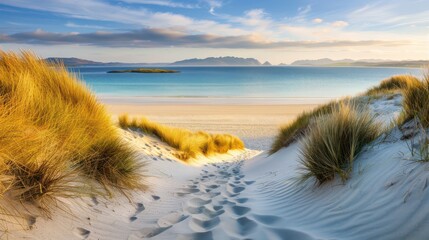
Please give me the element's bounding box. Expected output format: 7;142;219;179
70;66;421;104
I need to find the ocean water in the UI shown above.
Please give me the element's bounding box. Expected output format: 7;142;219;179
70;66;421;104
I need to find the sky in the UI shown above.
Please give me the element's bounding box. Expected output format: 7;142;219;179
0;0;428;64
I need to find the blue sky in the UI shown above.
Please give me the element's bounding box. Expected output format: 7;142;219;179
0;0;428;63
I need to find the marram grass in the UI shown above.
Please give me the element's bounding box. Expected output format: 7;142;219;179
119;115;245;160
270;75;420;154
299;103;381;184
365;75;421;96
270;100;340;154
402;70;429;128
0;51;144;216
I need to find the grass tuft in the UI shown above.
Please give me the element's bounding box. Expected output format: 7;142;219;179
81;137;145;191
299;103;381;184
402;71;429;128
365;75;421;96
270;101;340;154
119;115;244;160
0;51;144;216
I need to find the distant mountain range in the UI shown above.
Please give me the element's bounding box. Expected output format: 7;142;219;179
44;56;267;66
44;57;167;67
170;57;263;66
45;57;427;68
291;58;429;68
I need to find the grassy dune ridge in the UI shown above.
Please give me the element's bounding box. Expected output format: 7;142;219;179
0;51;143;215
365;75;421;96
118;115;245;160
271;75;423;155
272;74;428;184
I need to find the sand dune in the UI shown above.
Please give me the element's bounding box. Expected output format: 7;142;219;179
5;94;429;239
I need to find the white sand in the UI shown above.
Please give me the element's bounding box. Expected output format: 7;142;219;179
5;94;429;239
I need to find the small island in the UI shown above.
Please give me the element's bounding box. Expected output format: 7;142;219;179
107;68;179;73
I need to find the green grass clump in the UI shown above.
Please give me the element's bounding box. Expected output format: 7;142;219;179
366;75;420;96
119;115;245;160
270;101;339;154
402;71;429;127
299;103;381;184
108;68;179;73
0;51;144;214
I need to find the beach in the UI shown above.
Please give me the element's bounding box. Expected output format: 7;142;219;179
12;92;429;240
106;103;318;150
2;0;428;237
2;53;428;240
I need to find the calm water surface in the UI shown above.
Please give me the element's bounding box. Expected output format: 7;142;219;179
70;66;420;104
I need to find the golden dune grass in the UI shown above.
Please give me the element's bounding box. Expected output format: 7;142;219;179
0;51;144;216
271;74;421;155
269;100;340;154
118;115;245;160
366;75;421;96
402;71;429;127
299;103;381;184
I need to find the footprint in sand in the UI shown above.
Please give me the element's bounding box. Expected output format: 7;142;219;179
27;216;37;229
252;214;283;225
244;180;255;185
223;217;258;236
177;231;213;240
225;205;251;217
187;197;212;207
227;183;245;194
175;187;200;197
234;197;249;204
265;227;317;240
134;226;172;238
130;202;145;222
184;205;205;215
152;195;161;201
73;227;91;239
189;216;220;232
157;211;189;227
135;203;145;214
91;196;99;205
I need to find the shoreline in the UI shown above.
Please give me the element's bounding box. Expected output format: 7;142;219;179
100;96;333;105
106;103;318;116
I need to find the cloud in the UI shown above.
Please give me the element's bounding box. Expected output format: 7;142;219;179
0;0;242;36
331;21;349;28
298;5;311;15
119;0;198;8
237;9;271;28
348;1;429;29
205;0;223;15
291;5;312;23
312;18;323;24
65;22;109;29
0;28;409;49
